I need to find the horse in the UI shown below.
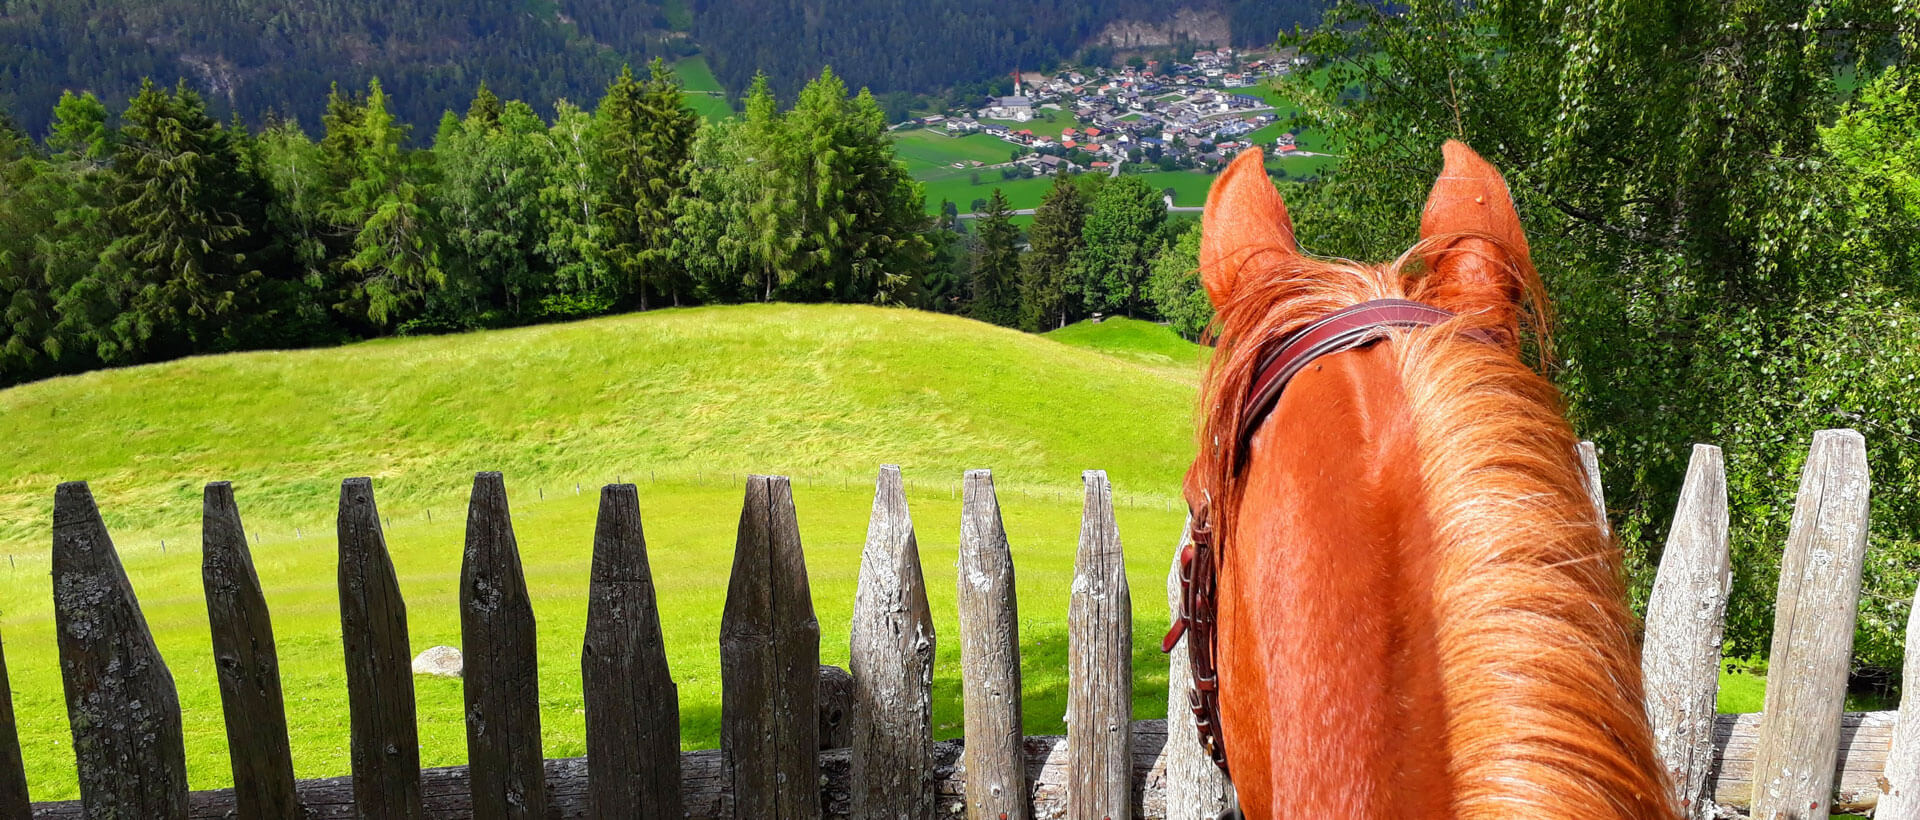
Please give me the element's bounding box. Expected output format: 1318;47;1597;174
1172;142;1674;819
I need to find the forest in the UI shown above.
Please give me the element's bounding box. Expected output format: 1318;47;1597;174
0;62;1199;389
0;0;1326;137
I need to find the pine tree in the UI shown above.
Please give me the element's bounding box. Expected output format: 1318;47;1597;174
341;78;443;326
466;82;504;131
1020;170;1087;330
101;79;261;358
968;188;1021;328
597;61;700;309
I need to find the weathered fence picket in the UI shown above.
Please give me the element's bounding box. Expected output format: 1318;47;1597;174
1068;470;1132;820
1750;429;1872;819
956;469;1028;820
201;482;301;820
337;477;425;820
1164;520;1233;820
1640;445;1732;819
849;466;936;819
1880;575;1920;819
720;475;821;819
460;472;548;820
50;482;190;820
13;431;1911;818
0;631;30;820
581;483;683;818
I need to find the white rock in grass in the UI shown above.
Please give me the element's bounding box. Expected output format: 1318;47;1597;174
412;645;463;678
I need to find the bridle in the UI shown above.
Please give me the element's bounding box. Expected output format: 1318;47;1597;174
1161;298;1498;775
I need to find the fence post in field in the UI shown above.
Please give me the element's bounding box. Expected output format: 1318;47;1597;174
1165;519;1233;819
1576;440;1610;539
50;481;189;819
337;477;425;820
957;469;1027;820
1880;572;1920;819
1750;429;1870;820
1068;470;1131;820
462;472;548;820
849;466;936;819
720;475;821;819
0;629;31;820
202;482;300;819
1639;445;1731;819
582;484;682;818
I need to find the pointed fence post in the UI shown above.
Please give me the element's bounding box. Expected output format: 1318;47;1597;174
337;477;424;820
1639;445;1731;819
51;481;189;819
1165;518;1233;819
1882;572;1920;818
1577;440;1610;540
849;466;936;819
0;626;24;820
202;482;300;819
1751;429;1870;820
462;472;548;820
957;469;1028;820
1068;470;1131;820
582;484;682;818
720;475;820;819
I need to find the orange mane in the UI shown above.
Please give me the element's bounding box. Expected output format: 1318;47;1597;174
1191;145;1672;818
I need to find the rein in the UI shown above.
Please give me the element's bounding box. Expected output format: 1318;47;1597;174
1161;298;1497;775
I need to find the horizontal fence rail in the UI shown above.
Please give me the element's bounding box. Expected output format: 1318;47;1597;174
4;429;1912;818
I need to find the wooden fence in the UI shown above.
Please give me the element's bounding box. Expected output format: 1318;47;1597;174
2;430;1917;819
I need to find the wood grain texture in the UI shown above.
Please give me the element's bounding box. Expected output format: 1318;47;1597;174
1068;470;1131;820
50;481;190;820
720;475;820;819
337;477;424;820
1577;440;1611;540
30;713;1907;819
848;466;936;819
1750;429;1871;820
460;473;548;820
957;469;1028;820
1879;576;1920;819
581;483;682;819
1163;519;1232;820
0;629;31;820
1641;446;1732;819
201;482;300;819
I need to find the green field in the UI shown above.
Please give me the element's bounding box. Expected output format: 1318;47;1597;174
892;130;1016;174
0;305;1206;800
921;174;1058;214
1046;317;1206;367
673;56;732;121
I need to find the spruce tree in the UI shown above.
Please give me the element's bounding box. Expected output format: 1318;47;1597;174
101;80;260;358
968;188;1021;328
597;61;700;309
341;79;443;326
1020;170;1087;330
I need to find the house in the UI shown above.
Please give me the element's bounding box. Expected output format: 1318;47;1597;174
981;96;1033;122
982;123;1011;137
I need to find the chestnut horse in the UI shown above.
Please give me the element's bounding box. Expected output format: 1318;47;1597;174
1185;142;1673;818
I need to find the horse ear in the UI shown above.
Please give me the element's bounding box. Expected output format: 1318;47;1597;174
1418;140;1533;346
1201;149;1297;308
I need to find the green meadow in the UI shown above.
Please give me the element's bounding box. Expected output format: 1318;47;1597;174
0;305;1204;800
673;56;733;121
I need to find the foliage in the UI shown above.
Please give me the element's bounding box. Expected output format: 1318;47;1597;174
969;188;1023;327
1073;174;1166;317
1020;171;1089;331
1284;0;1920;670
1146;222;1209;340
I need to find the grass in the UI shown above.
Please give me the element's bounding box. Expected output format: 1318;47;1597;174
0;304;1204;801
920;174;1057;214
1046;318;1206;371
672;56;732;121
891;130;1016;174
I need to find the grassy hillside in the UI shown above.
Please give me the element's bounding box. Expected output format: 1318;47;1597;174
1046;317;1207;369
0;304;1204;799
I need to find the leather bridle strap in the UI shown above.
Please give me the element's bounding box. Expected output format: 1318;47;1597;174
1161;298;1495;776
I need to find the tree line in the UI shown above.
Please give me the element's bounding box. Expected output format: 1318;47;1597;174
0;61;1221;387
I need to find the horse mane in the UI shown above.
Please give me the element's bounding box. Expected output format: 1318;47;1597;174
1193;235;1672;817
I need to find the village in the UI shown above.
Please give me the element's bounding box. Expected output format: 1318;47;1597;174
906;46;1314;177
